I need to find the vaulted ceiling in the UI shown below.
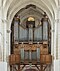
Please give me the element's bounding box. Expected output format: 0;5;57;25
3;0;58;24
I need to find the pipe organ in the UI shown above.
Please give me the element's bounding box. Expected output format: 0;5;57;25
10;15;52;71
13;17;50;43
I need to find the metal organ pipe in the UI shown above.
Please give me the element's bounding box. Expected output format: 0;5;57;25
42;18;48;41
29;27;33;41
14;20;19;43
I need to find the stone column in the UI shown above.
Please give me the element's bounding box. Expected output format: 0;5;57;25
51;23;54;56
6;21;11;71
3;19;11;62
0;0;4;61
53;18;60;71
3;20;7;62
54;19;58;60
2;19;11;71
58;7;60;59
53;7;60;71
51;22;55;71
6;21;11;62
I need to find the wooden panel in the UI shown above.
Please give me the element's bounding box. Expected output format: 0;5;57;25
15;54;20;64
14;48;20;54
9;54;20;65
9;54;16;65
13;44;48;54
24;46;31;50
31;45;36;50
45;54;52;64
40;45;48;54
40;54;52;64
24;59;29;64
24;59;37;64
40;54;46;64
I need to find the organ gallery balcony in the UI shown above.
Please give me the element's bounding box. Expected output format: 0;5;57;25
9;44;52;71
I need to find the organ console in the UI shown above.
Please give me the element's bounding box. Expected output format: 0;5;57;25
10;15;52;71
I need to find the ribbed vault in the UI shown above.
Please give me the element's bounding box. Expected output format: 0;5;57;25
3;0;58;27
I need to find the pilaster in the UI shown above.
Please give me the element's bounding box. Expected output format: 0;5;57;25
3;19;11;62
52;5;60;71
0;0;4;61
58;7;60;59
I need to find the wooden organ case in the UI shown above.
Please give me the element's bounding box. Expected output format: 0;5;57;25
9;16;52;71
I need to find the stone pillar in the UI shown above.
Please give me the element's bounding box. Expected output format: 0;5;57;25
6;21;11;71
3;20;7;62
2;19;11;71
0;0;4;61
3;19;11;62
51;23;54;56
52;7;60;71
6;22;11;62
53;18;60;71
58;8;60;59
51;22;55;71
54;19;58;60
0;18;4;61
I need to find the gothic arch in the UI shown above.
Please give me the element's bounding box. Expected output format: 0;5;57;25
2;0;58;63
3;0;57;57
3;0;57;26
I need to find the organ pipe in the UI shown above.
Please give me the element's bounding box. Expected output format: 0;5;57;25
13;16;49;43
42;18;48;41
